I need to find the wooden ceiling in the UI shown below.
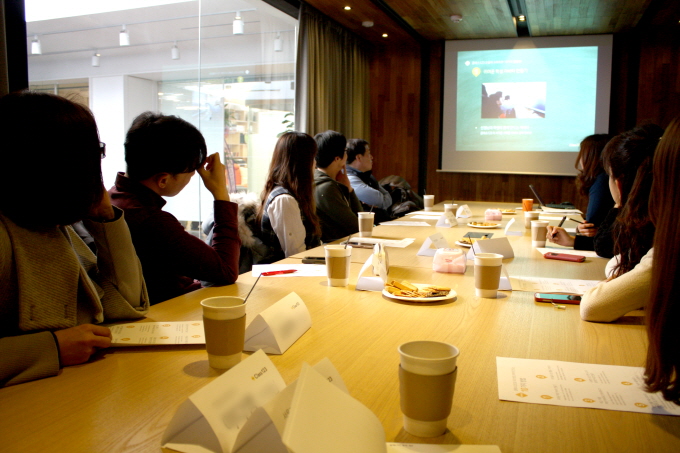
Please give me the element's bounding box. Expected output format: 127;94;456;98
304;0;670;45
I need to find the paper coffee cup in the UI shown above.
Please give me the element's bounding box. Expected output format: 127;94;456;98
524;210;540;229
325;245;352;287
398;341;459;437
522;198;533;211
424;195;434;211
531;220;549;247
201;296;246;370
444;203;458;215
474;253;503;298
358;212;375;238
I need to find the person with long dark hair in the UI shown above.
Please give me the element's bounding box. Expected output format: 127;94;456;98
547;134;614;253
645;117;680;404
0;91;149;386
257;132;321;261
579;124;662;322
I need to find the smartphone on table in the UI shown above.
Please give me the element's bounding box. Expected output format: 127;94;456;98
544;252;585;262
534;293;582;304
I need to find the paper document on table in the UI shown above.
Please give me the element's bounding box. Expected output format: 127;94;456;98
347;237;415;248
410;214;443;220
408;211;443;216
497;357;680;416
381;221;431;226
509;276;600;294
110;322;204;346
252;264;327;277
537;248;604;259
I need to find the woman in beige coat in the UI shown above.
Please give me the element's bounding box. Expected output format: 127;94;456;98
0;91;149;386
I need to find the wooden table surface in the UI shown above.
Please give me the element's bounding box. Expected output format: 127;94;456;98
0;201;676;452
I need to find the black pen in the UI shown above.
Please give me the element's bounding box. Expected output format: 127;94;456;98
568;217;584;224
551;216;567;240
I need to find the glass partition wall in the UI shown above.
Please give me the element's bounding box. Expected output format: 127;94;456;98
26;0;296;231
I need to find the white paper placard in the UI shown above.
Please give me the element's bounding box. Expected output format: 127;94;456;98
417;233;449;257
497;357;680;416
244;292;311;354
110;321;205;346
356;244;389;291
456;204;472;218
472;237;515;259
436;211;458;228
161;350;286;453
503;217;523;236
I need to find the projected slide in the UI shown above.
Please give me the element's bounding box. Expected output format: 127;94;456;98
456;46;598;152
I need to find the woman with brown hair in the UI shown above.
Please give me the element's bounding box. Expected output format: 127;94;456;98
578;124;662;322
645;117;680;403
547;134;614;252
257;132;321;262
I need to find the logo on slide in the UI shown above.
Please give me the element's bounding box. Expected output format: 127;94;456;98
472;67;481;77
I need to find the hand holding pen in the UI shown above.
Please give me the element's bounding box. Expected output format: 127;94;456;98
546;217;575;247
571;217;598;237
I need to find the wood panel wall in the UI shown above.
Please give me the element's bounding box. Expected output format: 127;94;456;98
368;43;422;193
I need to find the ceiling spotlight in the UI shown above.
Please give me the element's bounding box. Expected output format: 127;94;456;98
274;33;283;52
119;25;130;46
171;42;180;60
31;35;42;55
382;33;388;38
362;21;374;28
518;15;526;21
233;12;244;35
344;6;351;11
92;52;100;67
450;15;463;23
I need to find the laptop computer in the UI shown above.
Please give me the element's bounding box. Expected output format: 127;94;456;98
528;184;577;210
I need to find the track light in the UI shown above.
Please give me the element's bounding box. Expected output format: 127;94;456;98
92;52;100;67
119;25;130;46
233;12;244;35
274;33;282;52
31;35;42;55
518;15;526;22
171;42;180;60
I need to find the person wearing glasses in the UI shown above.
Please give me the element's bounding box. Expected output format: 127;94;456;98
0;91;149;387
109;112;240;304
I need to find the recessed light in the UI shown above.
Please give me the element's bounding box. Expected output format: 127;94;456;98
518;15;526;21
382;33;388;38
344;6;351;11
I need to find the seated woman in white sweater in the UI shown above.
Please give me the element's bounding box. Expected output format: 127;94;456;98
257;132;321;261
579;124;661;322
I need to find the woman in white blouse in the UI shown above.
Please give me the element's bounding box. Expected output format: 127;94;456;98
257;132;321;260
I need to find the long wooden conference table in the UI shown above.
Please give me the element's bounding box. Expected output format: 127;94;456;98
1;201;676;452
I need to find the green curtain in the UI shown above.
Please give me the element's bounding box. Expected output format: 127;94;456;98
295;3;370;140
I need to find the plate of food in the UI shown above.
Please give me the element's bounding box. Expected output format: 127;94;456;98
467;222;501;229
455;236;491;248
383;280;456;302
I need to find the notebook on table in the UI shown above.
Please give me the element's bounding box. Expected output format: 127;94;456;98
528;184;578;211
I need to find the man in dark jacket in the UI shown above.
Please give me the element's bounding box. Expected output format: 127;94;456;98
313;130;363;242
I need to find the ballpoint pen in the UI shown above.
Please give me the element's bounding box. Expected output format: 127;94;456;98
551;216;567;240
568;217;584;224
261;269;298;276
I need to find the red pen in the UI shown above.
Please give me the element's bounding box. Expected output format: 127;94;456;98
261;269;298;276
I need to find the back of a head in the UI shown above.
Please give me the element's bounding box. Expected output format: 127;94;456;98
646;117;680;403
314;130;347;168
125;112;207;181
346;139;368;164
575;133;613;195
267;132;317;194
602;124;663;207
0;91;103;228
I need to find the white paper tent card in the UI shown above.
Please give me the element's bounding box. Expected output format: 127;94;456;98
417;232;450;257
357;243;390;291
282;364;388;453
436;211;458;228
472;237;514;259
243;292;311;355
161;349;286;453
456;204;472;218
503;217;523;236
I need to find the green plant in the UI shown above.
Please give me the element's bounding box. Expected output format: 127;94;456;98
277;112;294;137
